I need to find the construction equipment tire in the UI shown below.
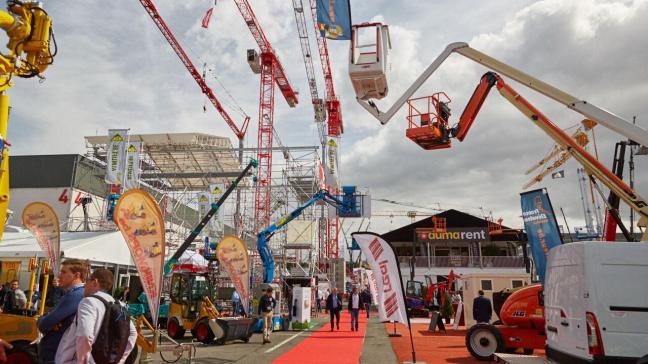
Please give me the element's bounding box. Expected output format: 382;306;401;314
167;317;186;340
465;324;504;361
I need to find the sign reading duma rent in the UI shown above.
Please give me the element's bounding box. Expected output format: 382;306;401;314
416;227;489;243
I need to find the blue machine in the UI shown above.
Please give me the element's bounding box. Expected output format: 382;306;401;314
106;193;121;221
256;188;362;283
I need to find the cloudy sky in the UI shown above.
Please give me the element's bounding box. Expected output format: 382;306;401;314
6;0;648;237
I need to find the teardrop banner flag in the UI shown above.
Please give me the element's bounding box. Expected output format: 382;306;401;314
351;232;408;325
352;232;419;363
216;235;249;314
114;189;165;327
22;202;61;273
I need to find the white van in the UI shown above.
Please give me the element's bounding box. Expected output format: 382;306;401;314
544;242;648;363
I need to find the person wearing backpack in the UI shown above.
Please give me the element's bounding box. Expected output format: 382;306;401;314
56;268;137;364
37;259;87;364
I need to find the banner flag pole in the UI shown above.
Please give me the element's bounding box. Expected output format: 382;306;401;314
352;232;422;363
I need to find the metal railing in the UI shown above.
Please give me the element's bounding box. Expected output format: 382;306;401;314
397;255;525;268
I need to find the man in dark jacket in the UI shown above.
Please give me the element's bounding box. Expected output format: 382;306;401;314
473;290;492;324
325;287;343;331
37;259;86;364
360;287;372;318
258;287;276;344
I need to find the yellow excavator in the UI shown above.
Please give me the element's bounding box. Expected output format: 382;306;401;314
0;0;55;240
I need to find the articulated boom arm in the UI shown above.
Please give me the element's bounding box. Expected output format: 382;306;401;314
355;42;648;147
257;189;350;283
139;0;250;139
460;72;648;239
164;159;257;273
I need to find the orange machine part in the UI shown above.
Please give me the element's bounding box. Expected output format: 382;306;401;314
499;284;545;328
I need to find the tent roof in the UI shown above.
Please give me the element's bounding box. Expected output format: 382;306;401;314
381;209;524;242
0;230;134;267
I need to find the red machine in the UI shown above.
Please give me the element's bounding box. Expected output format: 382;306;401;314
422;71;648;360
406;93;452;150
466;284;545;360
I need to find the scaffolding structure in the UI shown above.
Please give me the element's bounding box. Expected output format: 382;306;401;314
83;132;322;284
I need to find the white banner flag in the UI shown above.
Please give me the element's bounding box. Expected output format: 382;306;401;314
352;232;408;325
365;269;379;305
124;142;142;190
197;191;211;236
208;183;225;239
326;138;340;188
105;129;128;184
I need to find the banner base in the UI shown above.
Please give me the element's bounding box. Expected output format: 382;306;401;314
388;321;402;337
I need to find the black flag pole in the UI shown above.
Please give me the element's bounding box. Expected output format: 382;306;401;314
395;254;418;363
388;234;419;363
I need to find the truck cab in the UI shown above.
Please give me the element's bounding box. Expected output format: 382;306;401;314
545;242;648;363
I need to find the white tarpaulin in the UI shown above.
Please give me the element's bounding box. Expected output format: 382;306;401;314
286;220;314;244
352;232;408;325
208;183;225;239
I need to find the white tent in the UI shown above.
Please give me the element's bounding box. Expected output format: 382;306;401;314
177;250;208;267
0;230;134;267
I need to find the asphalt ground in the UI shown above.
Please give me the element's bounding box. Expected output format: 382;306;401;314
139;313;399;364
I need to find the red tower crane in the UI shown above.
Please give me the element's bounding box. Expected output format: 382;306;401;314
232;0;299;230
308;0;343;259
308;0;343;137
138;0;250;140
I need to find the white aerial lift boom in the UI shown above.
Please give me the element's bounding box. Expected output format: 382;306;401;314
348;25;648;147
348;25;648;238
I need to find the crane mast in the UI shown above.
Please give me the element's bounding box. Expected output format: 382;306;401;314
308;0;342;137
232;0;299;232
138;0;250;140
292;0;325;123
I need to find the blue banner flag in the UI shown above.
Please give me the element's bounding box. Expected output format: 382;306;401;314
520;189;564;285
316;0;352;40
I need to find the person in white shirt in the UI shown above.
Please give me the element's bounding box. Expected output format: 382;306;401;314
55;268;137;364
347;287;362;331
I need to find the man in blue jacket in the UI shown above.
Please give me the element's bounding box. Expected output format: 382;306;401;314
37;259;87;363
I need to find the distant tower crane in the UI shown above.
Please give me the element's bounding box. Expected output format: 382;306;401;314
292;0;325;124
291;0;335;262
138;0;252;235
232;0;299;230
138;0;251;141
307;0;345;259
308;0;343;137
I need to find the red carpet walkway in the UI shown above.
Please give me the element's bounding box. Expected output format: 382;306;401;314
273;312;367;364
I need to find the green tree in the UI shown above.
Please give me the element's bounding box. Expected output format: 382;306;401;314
440;291;454;322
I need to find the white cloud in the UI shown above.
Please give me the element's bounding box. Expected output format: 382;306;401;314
4;0;647;239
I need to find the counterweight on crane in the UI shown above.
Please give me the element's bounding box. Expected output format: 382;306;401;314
232;0;299;231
